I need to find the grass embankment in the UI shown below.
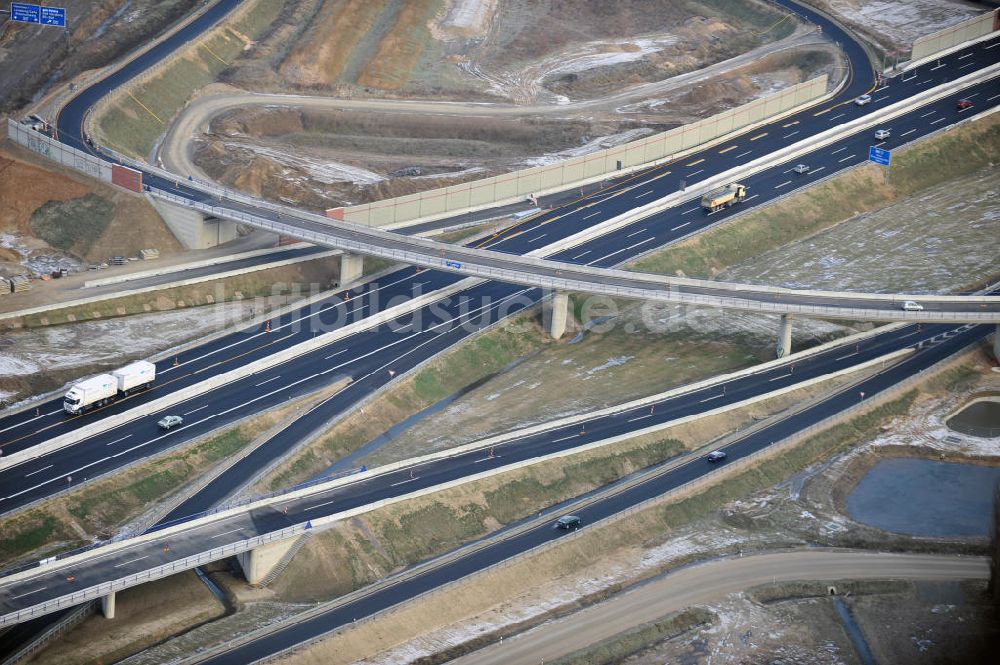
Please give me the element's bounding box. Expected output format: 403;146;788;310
355;0;438;90
633;113;1000;278
8;255;339;329
267;379;911;663
94;0;282;158
0;382;345;568
261;317;552;491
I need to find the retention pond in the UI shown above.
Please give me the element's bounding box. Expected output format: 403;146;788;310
846;458;1000;538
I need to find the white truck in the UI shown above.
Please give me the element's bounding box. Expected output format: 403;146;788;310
63;360;156;415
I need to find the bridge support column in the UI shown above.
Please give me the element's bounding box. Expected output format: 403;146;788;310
994;324;1000;362
149;198;237;249
101;591;116;619
545;290;570;340
776;314;794;358
237;538;298;586
339;253;364;286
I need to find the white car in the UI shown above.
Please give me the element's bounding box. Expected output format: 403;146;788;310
792;164;810;174
874;129;891;140
901;300;924;312
854;94;872;106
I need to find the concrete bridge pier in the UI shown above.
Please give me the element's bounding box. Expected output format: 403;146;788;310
994;324;1000;361
101;591;116;619
339;253;364;286
149;198;237;249
544;290;570;339
776;314;794;358
236;538;299;586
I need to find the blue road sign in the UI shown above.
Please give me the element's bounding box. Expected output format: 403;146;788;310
445;260;462;270
10;3;41;23
40;6;66;26
868;146;891;166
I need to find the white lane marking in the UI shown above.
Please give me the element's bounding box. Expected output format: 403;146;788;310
671;221;691;231
587;237;657;264
835;352;858;361
988;93;1000;101
628;414;654;422
183;405;210;415
24;464;53;478
3;455;114;501
930;117;946;124
775;180;791;189
900;129;917;137
837;154;856;163
957;52;973;59
626;228;648;238
583;211;601;220
12;587;47;600
830;146;846;155
829;112;845;121
681;207;699;215
899;330;920;339
810;167;825;175
115;555;149;568
874;141;886;147
0;409;60;436
985;42;999;49
964;93;979;98
735;150;752;159
324;349;348;360
929;63;945;71
782;130;799;139
686;169;704;177
552;434;578;443
105;434;133;446
634;190;654;199
255;375;281;387
211;528;244;539
873;96;888;103
474;455;502;463
918;79;932;85
390;477;419;487
768;372;792;382
699;394;724;403
919;110;936;118
571;250;591;260
744;194;759;202
527;233;547;243
958;62;975;70
307;500;336;511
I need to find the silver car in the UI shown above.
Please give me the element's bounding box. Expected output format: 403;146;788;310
157;415;184;430
854;94;872;106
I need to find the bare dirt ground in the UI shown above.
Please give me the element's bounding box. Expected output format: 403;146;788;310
0;0;198;114
723;166;1000;294
175;0;844;210
801;0;984;56
0;144;181;282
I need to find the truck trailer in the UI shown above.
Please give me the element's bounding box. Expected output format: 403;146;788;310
113;361;156;395
63;360;157;414
701;183;746;212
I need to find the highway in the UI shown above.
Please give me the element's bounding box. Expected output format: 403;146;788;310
452;551;990;665
0;0;992;528
0;0;995;658
0;320;988;637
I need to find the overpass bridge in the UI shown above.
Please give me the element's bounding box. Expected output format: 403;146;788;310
0;319;989;632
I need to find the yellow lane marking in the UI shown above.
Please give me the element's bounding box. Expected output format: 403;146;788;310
749;132;768;141
782;120;799;128
718;145;739;154
685;158;705;166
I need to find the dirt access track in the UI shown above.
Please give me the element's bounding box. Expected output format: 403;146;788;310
447;551;987;665
155;0;842;210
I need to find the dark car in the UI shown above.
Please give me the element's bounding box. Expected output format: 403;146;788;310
707;450;727;462
556;515;582;530
957;99;972;111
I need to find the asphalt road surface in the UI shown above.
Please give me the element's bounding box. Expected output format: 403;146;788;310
452;551;989;665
